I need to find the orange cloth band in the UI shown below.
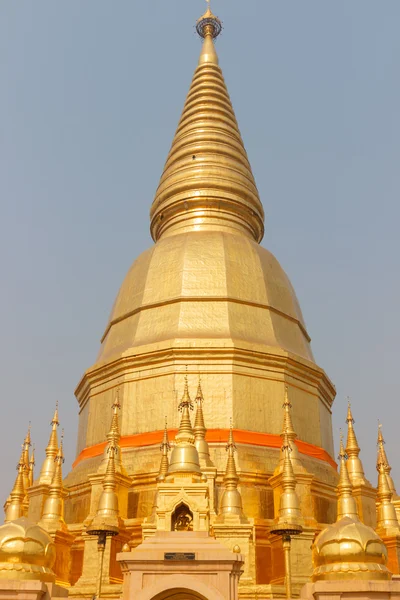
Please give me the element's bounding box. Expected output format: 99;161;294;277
73;429;336;470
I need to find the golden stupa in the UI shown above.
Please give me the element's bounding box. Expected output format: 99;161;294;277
14;5;400;600
62;3;336;591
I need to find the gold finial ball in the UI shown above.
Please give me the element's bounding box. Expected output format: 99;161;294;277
196;8;222;39
233;545;241;554
122;543;130;552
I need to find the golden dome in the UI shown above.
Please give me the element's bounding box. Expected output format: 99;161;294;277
0;517;56;582
312;516;389;581
98;231;312;365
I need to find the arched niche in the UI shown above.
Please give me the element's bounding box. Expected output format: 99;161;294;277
171;503;193;531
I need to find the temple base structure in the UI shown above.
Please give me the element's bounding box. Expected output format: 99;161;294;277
117;530;243;600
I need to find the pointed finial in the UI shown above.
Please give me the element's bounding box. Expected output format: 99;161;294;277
157;417;171;482
38;403;60;485
278;386;303;471
377;421;397;496
345;399;368;486
52;402;59;427
196;1;222;39
21;426;31;492
336;430;358;520
108;389;121;441
4;460;26;522
193;376;214;468
177;375;195;435
376;444;400;534
28;445;35;487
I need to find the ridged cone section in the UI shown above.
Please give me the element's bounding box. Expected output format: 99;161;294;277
150;34;264;242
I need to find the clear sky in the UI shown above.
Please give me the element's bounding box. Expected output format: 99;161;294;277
1;1;400;503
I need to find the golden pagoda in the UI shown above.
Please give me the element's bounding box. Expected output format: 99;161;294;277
60;4;338;595
6;5;400;600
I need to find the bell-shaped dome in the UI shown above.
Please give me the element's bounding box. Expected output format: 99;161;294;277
0;517;56;582
98;231;313;365
312;516;389;581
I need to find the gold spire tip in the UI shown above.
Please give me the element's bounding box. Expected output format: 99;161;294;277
346;398;354;424
196;0;222;39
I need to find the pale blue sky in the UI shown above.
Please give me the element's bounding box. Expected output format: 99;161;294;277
1;1;400;502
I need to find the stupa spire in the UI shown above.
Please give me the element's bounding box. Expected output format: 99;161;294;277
167;376;202;477
98;390;125;474
87;441;120;536
22;425;31;491
219;420;244;517
377;422;397;496
157;417;170;482
274;429;303;528
29;445;35;488
193;377;214;467
345;400;368;485
38;403;59;485
337;433;358;520
150;5;264;242
278;387;303;471
376;445;400;534
39;432;66;531
4;460;26;522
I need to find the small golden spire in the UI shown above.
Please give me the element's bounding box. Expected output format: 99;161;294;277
345;399;368;486
22;425;31;491
39;432;66;531
99;390;125;474
108;390;121;443
377;422;397;496
157;417;170;482
277;387;303;471
193;376;214;468
272;429;303;531
87;441;120;536
29;445;35;488
219;420;244;517
376;445;400;534
4;460;26;522
38;404;59;485
167;376;202;477
337;431;358;520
